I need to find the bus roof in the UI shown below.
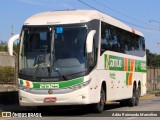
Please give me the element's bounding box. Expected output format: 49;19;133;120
24;10;144;37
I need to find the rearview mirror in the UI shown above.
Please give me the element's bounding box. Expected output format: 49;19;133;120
86;30;96;53
8;34;20;56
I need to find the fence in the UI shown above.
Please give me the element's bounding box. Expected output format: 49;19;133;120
147;67;160;91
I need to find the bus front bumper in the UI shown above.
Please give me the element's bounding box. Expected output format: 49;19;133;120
19;87;90;106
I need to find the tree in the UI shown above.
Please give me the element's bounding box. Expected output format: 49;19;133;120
0;40;18;53
146;49;160;67
0;40;7;52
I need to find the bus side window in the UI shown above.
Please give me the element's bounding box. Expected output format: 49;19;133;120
112;28;121;52
100;22;111;55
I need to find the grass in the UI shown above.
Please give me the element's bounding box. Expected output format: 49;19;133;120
0;66;15;83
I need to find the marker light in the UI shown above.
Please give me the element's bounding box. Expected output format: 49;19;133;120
19;85;32;92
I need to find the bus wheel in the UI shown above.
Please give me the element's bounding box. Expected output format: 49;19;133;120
93;87;105;113
128;85;139;107
138;84;141;97
135;89;140;106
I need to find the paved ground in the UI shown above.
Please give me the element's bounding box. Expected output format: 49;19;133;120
0;93;160;120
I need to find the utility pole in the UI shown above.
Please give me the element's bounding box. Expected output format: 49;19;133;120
11;24;14;37
10;24;17;86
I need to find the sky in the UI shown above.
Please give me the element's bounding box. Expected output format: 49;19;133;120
0;0;160;54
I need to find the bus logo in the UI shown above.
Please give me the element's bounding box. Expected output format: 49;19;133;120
48;90;53;94
110;73;116;79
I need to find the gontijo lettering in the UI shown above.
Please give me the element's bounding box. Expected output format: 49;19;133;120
110;58;122;68
104;54;147;72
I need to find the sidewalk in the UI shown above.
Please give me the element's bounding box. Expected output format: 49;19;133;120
0;85;17;92
140;91;160;100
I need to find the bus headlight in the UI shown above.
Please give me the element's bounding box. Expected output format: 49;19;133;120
18;85;32;92
69;79;91;90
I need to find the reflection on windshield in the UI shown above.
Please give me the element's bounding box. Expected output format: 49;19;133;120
19;25;87;80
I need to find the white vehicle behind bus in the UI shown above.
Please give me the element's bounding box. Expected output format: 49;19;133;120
8;10;146;113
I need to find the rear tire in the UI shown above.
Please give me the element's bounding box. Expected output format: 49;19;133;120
135;89;139;106
138;85;141;97
128;85;139;107
93;87;105;113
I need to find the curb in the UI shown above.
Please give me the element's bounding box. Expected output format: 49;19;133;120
140;94;156;100
140;92;160;100
155;92;160;97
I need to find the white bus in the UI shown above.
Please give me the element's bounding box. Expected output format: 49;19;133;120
8;10;146;113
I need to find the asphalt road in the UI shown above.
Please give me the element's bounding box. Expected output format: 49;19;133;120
1;96;160;120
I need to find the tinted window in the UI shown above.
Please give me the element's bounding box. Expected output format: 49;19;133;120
100;21;145;57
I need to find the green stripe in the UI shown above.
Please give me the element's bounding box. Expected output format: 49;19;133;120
104;54;146;73
108;55;124;71
135;60;138;72
19;77;84;89
126;73;129;85
104;54;107;69
20;79;24;85
128;59;131;71
135;60;147;72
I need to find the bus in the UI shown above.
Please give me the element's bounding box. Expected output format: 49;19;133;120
8;10;146;113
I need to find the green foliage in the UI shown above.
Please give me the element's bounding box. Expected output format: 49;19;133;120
0;45;7;52
0;41;7;52
13;44;19;54
0;66;15;83
0;40;18;53
147;49;160;67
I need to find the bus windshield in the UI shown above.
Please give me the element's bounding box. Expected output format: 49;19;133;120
19;25;87;81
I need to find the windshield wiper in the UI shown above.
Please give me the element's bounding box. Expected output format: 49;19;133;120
33;62;50;81
33;46;50;81
53;61;70;81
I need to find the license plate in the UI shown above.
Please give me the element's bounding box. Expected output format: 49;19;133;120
44;97;57;102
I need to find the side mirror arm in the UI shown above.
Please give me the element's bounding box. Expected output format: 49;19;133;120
8;34;20;56
86;30;96;53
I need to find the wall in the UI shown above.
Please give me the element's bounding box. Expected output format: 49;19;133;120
0;52;15;67
147;68;160;91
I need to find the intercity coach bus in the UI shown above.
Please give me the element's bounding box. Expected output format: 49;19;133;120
8;10;146;113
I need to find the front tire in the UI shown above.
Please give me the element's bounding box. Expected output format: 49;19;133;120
93;87;105;113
